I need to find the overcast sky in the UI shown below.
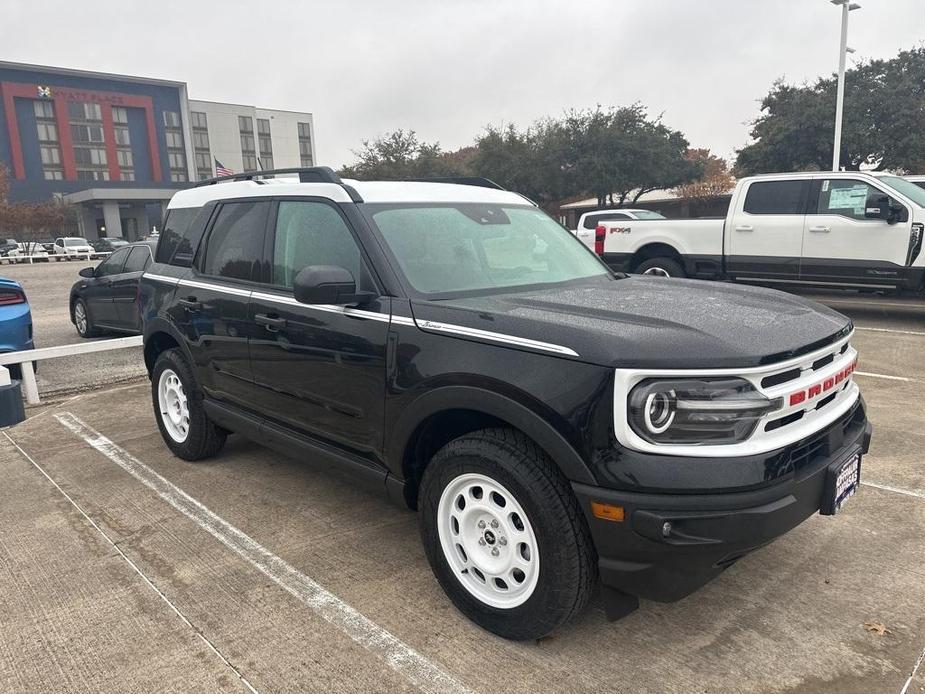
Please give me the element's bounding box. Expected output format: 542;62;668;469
5;0;924;167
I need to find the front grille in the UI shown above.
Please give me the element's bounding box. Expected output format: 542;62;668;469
786;399;863;474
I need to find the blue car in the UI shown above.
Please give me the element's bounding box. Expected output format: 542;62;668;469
0;277;33;379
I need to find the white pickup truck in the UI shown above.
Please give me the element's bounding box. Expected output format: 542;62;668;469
582;172;925;292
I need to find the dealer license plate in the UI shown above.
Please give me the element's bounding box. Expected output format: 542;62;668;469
821;452;861;515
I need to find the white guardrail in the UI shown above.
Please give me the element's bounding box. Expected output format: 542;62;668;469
0;252;108;264
0;336;143;405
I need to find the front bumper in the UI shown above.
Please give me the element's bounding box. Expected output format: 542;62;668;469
573;398;872;603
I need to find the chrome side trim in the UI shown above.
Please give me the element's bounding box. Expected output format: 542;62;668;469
142;273;180;286
250;290;392;322
414;319;579;357
178;278;253;297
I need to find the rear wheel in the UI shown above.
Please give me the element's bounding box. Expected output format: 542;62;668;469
419;428;596;640
151;348;226;460
635;257;685;278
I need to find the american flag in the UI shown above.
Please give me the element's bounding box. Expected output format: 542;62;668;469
214;158;233;177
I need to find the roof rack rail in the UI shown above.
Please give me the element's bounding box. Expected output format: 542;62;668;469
192;166;363;202
405;176;505;191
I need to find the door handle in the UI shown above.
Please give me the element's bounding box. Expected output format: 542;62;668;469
178;297;202;312
735;225;754;232
809;226;831;233
255;313;287;332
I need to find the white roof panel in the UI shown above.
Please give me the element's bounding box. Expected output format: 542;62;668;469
167;177;532;210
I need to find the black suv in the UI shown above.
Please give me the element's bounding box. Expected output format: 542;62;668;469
140;167;872;640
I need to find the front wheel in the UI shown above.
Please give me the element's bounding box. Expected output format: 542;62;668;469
419;429;596;640
73;299;100;338
151;348;226;460
635;257;686;278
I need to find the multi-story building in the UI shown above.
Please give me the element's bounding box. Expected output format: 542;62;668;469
0;61;316;240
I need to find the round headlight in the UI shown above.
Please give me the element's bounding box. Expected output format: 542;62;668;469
643;390;676;434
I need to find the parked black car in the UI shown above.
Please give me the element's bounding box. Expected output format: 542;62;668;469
139;168;871;641
70;240;155;337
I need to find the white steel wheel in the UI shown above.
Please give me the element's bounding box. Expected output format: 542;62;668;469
437;472;540;609
642;266;671;277
157;368;190;443
74;301;88;335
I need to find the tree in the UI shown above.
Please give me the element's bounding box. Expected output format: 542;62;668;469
0;164;78;240
338;130;468;180
736;47;925;175
674;149;735;200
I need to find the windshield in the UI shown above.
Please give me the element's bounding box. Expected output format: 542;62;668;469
64;238;88;246
879;176;925;208
364;204;611;296
631;210;666;220
108;239;129;246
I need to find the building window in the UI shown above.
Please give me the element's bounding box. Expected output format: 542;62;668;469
120;171;135;182
163;110;187;179
68;101;102;121
36;122;58;142
192;131;210;149
165;131;184;148
259;156;274;170
74;148;107;166
114;126;131;146
242;154;258;171
117;150;133;168
112;107;128;124
191;111;212;179
238;116;253;133
40;146;61;165
168;152;186;169
44;170;64;181
70;124;105;143
297;122;313;167
34;100;55;119
257;118;270;135
76;170;109;182
239;116;257;170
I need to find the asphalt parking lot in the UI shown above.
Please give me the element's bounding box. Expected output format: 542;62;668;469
0;284;923;693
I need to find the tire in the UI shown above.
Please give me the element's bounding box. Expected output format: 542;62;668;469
72;299;100;338
151;348;226;461
419;428;596;640
635;256;686;278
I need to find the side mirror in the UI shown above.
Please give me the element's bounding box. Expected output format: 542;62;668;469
864;193;890;221
78;266;95;278
292;265;374;306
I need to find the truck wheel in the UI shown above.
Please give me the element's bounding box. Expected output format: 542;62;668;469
636;257;685;278
151;348;226;461
419;428;596;640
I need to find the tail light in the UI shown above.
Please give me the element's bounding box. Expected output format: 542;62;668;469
0;289;26;306
594;224;606;255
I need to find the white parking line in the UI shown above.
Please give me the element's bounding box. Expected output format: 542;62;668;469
855;371;914;382
862;481;925;501
1;430;259;694
900;644;925;694
855;326;925;337
53;412;468;694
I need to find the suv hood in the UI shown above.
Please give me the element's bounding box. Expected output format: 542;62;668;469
409;276;851;369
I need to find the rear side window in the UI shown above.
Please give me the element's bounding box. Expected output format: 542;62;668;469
123;245;151;273
155;207;200;264
583;212;629;228
743;180;810;215
201;201;269;281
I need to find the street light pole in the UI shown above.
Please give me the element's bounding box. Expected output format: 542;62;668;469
830;0;860;172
